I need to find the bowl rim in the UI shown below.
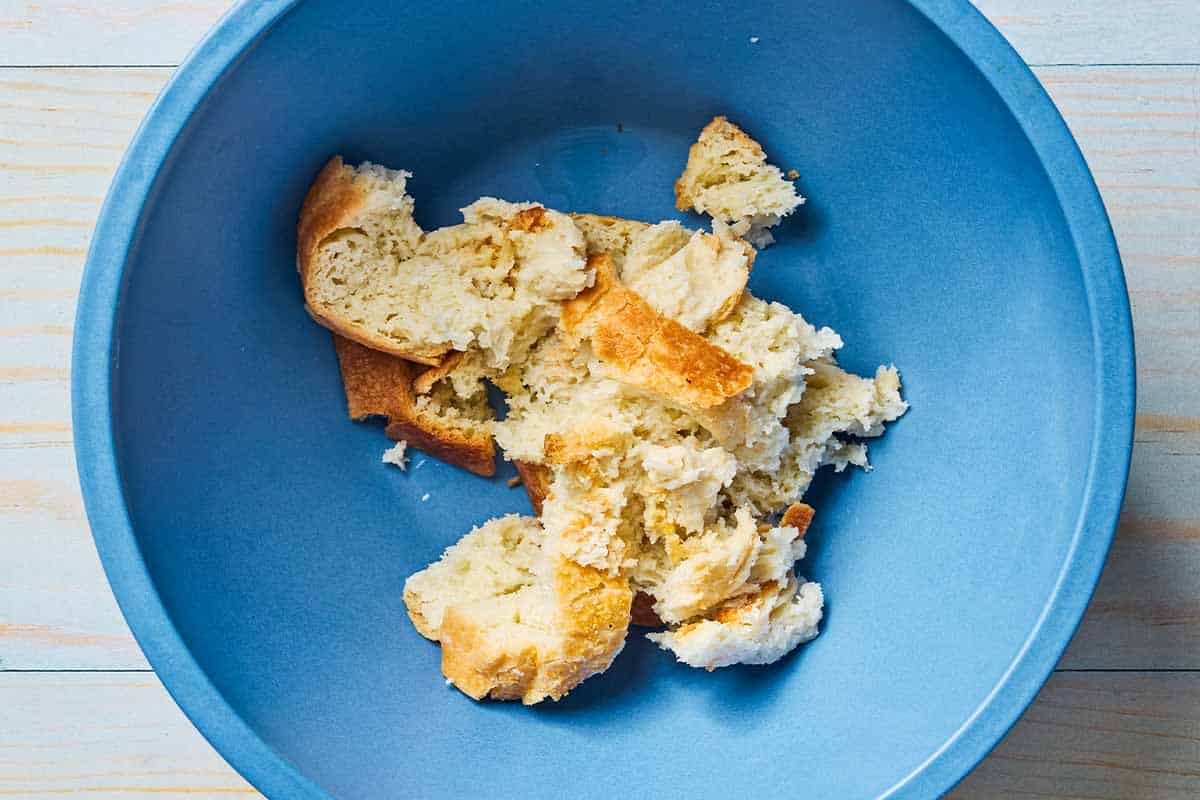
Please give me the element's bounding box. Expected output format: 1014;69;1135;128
71;0;1135;797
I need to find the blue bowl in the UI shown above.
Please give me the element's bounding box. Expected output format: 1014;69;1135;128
73;1;1134;797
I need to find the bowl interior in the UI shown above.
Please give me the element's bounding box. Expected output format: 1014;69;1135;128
109;0;1101;797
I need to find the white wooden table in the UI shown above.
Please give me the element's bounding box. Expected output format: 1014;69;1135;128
0;2;1196;797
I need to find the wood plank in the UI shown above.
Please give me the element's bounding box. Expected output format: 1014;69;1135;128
0;446;149;670
0;672;260;798
0;68;164;669
0;60;1196;676
0;1;233;67
0;2;1196;68
954;673;1200;799
0;671;1195;799
974;0;1200;65
1034;64;1200;670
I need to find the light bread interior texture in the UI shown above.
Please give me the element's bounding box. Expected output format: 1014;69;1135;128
300;157;590;369
403;514;631;704
301;137;906;701
485;272;905;671
675;116;804;248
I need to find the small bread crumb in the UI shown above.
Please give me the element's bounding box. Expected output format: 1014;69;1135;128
382;441;408;470
507;476;522;488
421;493;431;502
787;169;799;180
749;36;760;44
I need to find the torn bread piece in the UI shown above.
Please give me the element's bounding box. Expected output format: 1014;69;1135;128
332;334;495;476
635;504;812;625
573;214;753;332
620;220;753;332
675;116;804;248
648;574;823;669
560;254;754;410
299;157;589;368
725;360;908;513
403;515;632;704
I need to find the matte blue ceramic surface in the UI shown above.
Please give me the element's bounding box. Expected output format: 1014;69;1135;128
73;1;1134;797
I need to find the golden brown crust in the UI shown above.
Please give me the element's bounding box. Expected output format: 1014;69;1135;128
534;558;632;701
438;557;632;704
297;156;448;367
332;334;495;476
674;116;767;211
297;157;364;282
513;460;553;515
781;503;815;538
438;607;540;701
384;418;495;477
332;331;416;420
561;255;753;409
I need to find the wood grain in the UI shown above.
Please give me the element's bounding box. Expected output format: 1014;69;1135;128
0;2;1197;68
973;0;1200;65
952;673;1200;799
0;5;1198;795
0;1;234;67
0;672;259;798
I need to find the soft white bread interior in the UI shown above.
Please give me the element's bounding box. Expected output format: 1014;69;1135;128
648;574;824;669
299;154;909;700
299;157;589;369
675;116;804;248
570;213;651;267
403;514;632;704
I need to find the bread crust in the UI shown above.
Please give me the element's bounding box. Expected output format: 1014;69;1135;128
781;502;815;537
561;254;753;409
513;460;552;515
297;156;448;366
438;557;632;704
384;418;495;478
332;334;495;476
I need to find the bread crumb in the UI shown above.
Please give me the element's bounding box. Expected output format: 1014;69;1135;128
382;441;408;470
507;476;522;488
787;169;799;180
749;36;760;44
421;493;431;502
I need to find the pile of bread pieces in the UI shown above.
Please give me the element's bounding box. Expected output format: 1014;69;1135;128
297;116;907;704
